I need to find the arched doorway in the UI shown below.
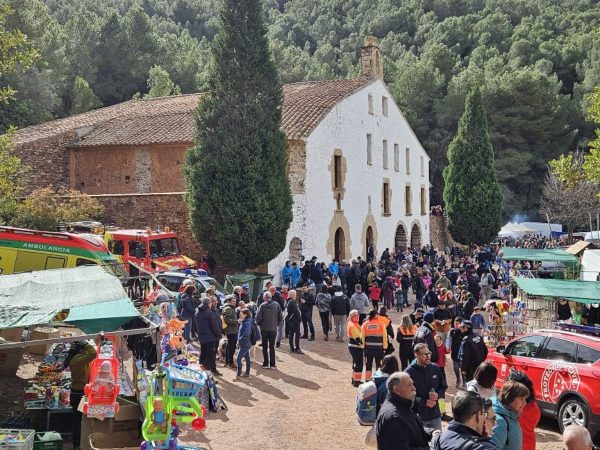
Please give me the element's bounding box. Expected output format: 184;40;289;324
366;226;374;260
411;223;422;250
289;237;303;263
395;224;407;252
334;227;346;261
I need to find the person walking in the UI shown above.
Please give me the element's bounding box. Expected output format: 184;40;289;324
350;284;370;324
466;362;498;400
361;309;388;381
507;371;541;450
433;390;497;449
194;297;222;375
405;343;447;432
433;301;452;343
221;295;239;369
400;271;411;308
330;286;350;342
299;283;316;340
270;286;286;348
315;285;332;341
285;289;303;354
447;317;465;387
413;312;438;363
347;309;364;386
459;320;488;382
177;284;196;341
397;314;417;370
375;372;431;450
490;380;530;450
256;291;283;369
234;308;252;380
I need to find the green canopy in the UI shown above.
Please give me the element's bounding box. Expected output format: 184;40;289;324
501;247;579;263
0;265;139;330
65;298;140;333
514;277;600;304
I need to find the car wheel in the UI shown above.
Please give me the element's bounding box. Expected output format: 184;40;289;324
558;398;589;432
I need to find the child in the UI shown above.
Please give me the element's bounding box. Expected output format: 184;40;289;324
369;282;382;310
434;334;449;416
470;307;486;336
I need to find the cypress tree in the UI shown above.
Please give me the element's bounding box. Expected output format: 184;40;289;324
185;0;292;270
443;87;502;245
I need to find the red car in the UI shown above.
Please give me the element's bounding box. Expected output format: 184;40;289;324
488;329;600;437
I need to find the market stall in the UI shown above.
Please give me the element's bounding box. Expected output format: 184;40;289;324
0;265;213;450
500;247;581;279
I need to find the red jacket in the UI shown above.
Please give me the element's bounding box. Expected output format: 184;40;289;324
519;400;541;450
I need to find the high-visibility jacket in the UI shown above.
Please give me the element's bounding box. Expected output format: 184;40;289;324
361;318;388;350
347;321;363;348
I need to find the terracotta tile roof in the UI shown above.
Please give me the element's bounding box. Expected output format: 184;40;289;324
14;77;374;147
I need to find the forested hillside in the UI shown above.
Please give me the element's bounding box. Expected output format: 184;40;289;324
3;0;600;218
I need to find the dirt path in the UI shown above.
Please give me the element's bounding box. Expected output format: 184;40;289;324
182;308;564;450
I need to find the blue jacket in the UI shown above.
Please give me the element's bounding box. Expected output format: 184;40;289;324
177;293;195;321
404;360;447;421
470;312;485;329
281;264;293;283
329;262;339;275
490;396;522;450
290;267;301;287
237;318;252;347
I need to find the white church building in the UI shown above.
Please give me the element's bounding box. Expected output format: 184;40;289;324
268;37;431;274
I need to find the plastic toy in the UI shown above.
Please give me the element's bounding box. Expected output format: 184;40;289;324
142;372;172;449
83;336;120;417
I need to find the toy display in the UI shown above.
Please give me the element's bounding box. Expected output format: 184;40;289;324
83;336;120;418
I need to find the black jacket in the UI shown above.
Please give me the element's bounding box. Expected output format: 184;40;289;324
413;322;438;362
447;328;464;361
285;299;301;326
299;292;315;313
330;292;350;316
375;393;430;450
459;331;488;370
434;421;496;450
194;304;222;344
405;361;447;421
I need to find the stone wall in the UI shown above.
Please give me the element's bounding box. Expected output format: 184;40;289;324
429;214;458;253
14;132;75;194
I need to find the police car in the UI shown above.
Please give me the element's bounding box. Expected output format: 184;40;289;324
488;329;600;437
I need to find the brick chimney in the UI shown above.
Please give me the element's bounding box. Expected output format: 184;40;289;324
361;36;383;79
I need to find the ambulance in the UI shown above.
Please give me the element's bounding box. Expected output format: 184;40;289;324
0;226;126;277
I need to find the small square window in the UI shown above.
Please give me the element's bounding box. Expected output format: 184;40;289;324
382;96;388;117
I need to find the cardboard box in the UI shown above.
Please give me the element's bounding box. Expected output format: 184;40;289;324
80;398;141;450
0;327;24;342
29;328;60;355
0;348;24;376
89;431;141;450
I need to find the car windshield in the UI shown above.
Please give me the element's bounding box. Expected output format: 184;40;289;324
201;277;226;294
149;238;180;258
156;275;185;292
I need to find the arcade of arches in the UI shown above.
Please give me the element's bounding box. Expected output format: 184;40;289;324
394;221;422;252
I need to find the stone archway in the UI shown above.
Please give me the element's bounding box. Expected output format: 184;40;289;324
395;222;408;252
327;212;352;261
289;237;303;263
361;213;378;260
411;222;422;249
334;228;346;261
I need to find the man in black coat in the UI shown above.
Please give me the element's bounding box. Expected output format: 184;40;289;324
299;284;315;340
459;320;488;382
329;286;350;342
375;371;431;450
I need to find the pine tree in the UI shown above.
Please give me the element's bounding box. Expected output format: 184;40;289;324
443;87;502;245
185;0;292;270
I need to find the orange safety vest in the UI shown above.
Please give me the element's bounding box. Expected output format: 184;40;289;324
361;319;388;350
347;321;363;348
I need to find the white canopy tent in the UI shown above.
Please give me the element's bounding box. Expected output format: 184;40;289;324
581;249;600;282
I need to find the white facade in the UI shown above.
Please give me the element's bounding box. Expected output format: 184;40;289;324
269;79;431;277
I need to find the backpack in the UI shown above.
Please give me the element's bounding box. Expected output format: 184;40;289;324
487;274;495;284
356;380;378;425
250;319;261;345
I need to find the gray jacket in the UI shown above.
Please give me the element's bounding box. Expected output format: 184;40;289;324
256;300;283;332
350;292;370;314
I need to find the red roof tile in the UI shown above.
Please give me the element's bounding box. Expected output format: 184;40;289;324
14;78;374;147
